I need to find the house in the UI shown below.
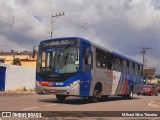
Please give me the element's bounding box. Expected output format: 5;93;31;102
0;51;37;68
143;67;156;83
0;63;36;91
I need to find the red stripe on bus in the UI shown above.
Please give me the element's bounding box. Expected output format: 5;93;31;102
122;75;128;94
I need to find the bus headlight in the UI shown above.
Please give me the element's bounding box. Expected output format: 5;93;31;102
36;81;41;86
69;80;80;88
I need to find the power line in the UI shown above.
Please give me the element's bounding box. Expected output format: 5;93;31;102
147;55;160;64
0;0;155;54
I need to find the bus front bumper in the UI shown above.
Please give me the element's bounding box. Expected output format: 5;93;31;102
36;82;80;96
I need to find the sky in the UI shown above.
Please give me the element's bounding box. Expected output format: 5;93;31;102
0;0;160;74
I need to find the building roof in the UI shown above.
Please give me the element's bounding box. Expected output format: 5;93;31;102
0;51;33;56
143;67;156;78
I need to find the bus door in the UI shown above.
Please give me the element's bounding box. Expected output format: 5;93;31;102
112;71;121;95
80;42;93;96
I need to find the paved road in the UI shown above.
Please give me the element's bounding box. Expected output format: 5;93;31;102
0;93;160;120
0;93;159;111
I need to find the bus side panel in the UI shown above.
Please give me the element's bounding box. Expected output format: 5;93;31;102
133;75;143;94
114;73;133;95
122;73;131;95
112;72;129;95
119;73;128;95
79;39;91;96
123;74;136;95
111;71;121;95
80;71;91;96
90;46;113;96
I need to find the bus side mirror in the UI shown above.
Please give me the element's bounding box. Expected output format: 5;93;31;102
32;46;38;58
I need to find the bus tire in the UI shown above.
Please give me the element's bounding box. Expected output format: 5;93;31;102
91;83;102;103
126;86;133;99
56;95;66;103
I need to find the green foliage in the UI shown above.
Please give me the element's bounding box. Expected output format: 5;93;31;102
12;58;22;66
23;87;27;91
155;74;160;79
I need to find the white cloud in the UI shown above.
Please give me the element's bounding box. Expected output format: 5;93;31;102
0;0;160;73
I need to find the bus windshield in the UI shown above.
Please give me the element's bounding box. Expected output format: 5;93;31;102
37;45;79;73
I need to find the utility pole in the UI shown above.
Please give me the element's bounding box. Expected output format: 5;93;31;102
140;47;151;66
50;12;65;38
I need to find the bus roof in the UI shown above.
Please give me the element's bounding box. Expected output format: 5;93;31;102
112;51;143;65
79;37;143;65
40;37;81;43
40;37;143;65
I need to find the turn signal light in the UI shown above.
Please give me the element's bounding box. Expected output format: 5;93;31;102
39;81;50;86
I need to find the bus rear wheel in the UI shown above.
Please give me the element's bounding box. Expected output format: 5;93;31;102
56;95;66;103
126;87;133;99
122;87;133;99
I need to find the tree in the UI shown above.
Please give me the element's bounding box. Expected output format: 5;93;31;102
155;74;160;79
12;58;22;66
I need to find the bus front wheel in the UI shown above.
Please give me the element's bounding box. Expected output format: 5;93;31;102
91;89;101;103
56;95;66;102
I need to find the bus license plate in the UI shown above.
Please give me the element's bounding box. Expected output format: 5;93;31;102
50;90;58;93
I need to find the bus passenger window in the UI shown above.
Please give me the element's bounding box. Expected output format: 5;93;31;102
123;60;129;73
106;52;114;70
129;61;135;74
135;64;138;75
82;49;93;72
114;56;123;72
96;48;106;69
107;61;112;70
132;63;135;74
139;65;143;76
96;59;101;67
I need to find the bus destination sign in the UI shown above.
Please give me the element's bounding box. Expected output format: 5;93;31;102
40;39;77;48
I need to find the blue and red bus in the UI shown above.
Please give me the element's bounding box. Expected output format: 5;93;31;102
36;37;144;102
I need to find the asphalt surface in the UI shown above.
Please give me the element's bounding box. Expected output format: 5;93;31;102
0;92;160;111
0;92;160;120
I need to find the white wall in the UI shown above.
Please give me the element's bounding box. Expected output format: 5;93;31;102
0;63;36;91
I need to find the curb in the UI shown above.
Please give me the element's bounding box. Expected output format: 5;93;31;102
0;91;36;96
148;100;160;108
